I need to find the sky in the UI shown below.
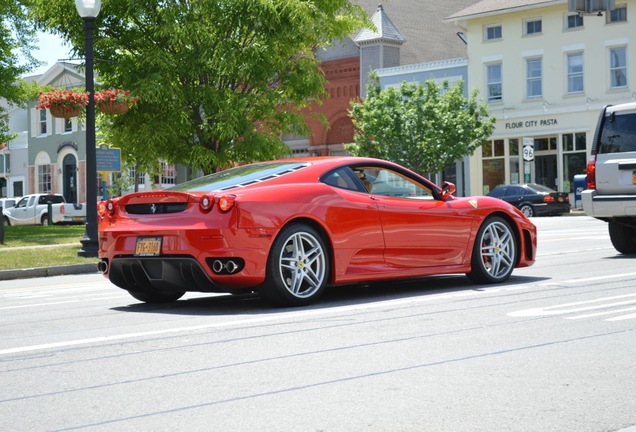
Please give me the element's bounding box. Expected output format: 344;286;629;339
27;32;75;76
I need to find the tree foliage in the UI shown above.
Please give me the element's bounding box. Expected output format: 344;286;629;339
0;0;40;143
347;74;496;176
23;0;370;175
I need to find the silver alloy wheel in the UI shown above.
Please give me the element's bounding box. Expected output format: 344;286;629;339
519;204;534;217
278;231;327;298
478;220;515;280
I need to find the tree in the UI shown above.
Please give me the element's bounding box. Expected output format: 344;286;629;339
347;74;496;176
0;1;40;143
24;0;370;175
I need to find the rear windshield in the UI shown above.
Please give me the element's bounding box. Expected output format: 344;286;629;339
599;111;636;154
170;162;309;192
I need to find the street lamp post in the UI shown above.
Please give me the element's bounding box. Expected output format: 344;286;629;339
76;0;101;258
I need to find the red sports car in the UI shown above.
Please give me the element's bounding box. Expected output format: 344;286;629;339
98;157;536;306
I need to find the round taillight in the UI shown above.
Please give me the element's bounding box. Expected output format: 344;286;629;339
217;195;235;212
200;195;213;212
106;200;115;215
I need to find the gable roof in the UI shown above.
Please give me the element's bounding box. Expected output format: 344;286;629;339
353;0;480;64
445;0;562;21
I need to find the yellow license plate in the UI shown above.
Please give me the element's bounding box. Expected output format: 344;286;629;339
135;237;162;256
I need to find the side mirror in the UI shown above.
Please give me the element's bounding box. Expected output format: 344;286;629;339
441;181;456;201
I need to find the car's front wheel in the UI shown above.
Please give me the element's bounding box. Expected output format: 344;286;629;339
127;290;185;303
608;221;636;254
467;216;517;284
260;223;329;307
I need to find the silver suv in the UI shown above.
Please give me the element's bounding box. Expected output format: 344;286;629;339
582;102;636;254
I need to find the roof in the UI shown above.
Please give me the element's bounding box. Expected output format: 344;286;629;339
354;4;406;45
445;0;563;21
353;0;481;64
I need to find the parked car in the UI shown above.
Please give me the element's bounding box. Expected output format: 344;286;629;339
582;102;636;254
487;183;570;217
98;157;537;307
2;194;86;226
0;197;18;212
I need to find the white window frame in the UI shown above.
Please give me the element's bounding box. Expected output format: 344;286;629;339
484;24;502;42
486;63;503;102
607;5;627;23
566;51;584;94
609;46;628;89
526;57;543;99
37;164;52;193
159;161;176;186
564;12;584;30
524;18;542;36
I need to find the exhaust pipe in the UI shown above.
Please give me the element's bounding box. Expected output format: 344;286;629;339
212;260;224;273
225;260;238;274
97;260;109;274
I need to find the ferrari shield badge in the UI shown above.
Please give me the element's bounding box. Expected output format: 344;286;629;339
469;199;478;208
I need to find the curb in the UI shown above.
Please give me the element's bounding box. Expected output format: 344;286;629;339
0;263;99;281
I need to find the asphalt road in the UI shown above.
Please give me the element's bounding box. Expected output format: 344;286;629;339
1;216;635;432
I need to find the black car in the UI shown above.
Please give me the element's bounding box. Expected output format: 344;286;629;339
487;183;570;217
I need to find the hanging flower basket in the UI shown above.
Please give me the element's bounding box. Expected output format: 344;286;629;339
49;104;82;119
36;89;89;118
95;89;138;115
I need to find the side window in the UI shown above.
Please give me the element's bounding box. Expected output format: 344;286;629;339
15;197;28;208
358;167;433;199
526;57;543;98
599;112;636;154
322;168;358;191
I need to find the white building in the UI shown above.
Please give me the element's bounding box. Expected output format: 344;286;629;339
446;0;635;199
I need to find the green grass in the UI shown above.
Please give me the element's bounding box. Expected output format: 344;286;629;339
0;225;99;270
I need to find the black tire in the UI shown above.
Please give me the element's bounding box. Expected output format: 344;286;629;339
41;214;49;226
467;216;517;284
127;290;185;303
259;223;329;307
608;222;636;254
519;204;534;217
2;217;8;226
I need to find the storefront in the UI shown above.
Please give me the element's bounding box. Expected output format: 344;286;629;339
475;108;594;200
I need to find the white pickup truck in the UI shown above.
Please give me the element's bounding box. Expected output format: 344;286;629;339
2;194;86;226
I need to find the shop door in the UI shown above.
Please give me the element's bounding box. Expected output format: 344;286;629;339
535;154;557;190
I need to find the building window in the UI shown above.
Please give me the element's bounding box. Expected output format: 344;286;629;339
526;58;543;98
509;139;521;184
524;18;542;35
39;110;47;135
607;5;627;23
160;161;176;185
38;165;51;193
64;118;72;133
565;13;584;29
128;166;145;187
484;24;502;41
482;139;505;194
609;46;627;89
567;52;584;94
562;132;587;193
486;63;503;102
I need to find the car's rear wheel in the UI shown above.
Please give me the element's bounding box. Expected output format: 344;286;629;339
260;223;329;307
519;204;534;217
41;214;49;226
467;216;517;284
608;221;636;254
127;290;185;303
2;217;8;226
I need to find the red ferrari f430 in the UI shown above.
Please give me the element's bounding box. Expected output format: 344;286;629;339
98;157;536;306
